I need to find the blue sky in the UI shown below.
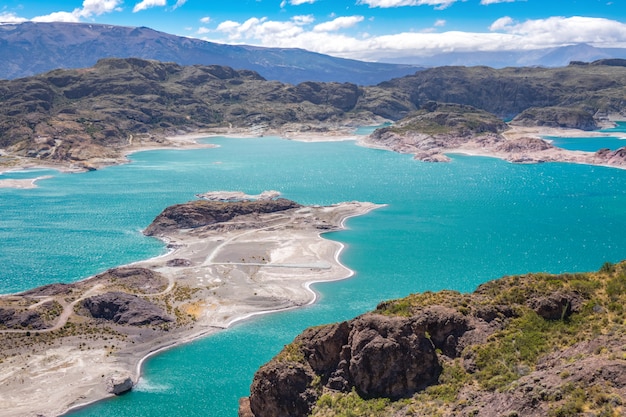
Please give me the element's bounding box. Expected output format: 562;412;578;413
1;0;626;61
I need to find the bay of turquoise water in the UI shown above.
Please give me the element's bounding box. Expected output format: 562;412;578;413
547;122;626;151
548;135;626;151
2;131;626;416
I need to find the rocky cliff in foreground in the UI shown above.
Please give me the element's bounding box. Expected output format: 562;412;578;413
241;261;626;417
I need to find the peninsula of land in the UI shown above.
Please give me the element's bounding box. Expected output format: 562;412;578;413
0;192;381;417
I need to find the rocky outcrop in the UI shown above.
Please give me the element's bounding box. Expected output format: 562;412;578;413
81;292;172;326
0;307;45;330
19;283;73;296
594;147;626;166
344;314;442;398
527;290;583;320
105;372;134;395
380;65;626;120
91;267;169;294
248;313;443;417
249;362;319;417
366;103;507;160
144;198;301;236
243;263;626;417
510;106;598;130
494;137;553;153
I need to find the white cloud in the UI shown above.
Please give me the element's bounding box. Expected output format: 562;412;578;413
288;0;317;5
133;0;167;13
32;11;81;23
0;11;28;23
489;16;514;31
216;20;242;32
488;16;626;48
80;0;122;17
203;15;626;62
434;19;446;27
173;0;187;10
357;0;460;9
313;16;364;32
481;0;516;4
9;0;123;23
215;15;326;42
200;16;211;23
292;15;315;25
281;0;316;7
197;27;211;34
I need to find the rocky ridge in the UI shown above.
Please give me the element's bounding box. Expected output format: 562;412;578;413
0;22;421;85
365;102;508;162
241;261;626;417
364;103;626;166
2;58;626;170
144;198;301;236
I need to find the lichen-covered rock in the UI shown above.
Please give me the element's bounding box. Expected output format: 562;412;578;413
347;314;441;399
249;362;318;417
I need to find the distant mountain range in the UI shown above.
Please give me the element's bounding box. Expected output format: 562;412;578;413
4;22;626;85
0;22;422;85
385;43;626;68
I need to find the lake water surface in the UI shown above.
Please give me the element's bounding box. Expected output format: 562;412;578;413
2;132;626;416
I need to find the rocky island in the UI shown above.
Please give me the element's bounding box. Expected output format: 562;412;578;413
364;102;626;167
0;192;380;417
241;261;626;417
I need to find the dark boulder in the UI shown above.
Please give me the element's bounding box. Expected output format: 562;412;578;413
0;307;45;329
81;292;172;325
527;291;582;320
249;362;318;417
347;314;441;399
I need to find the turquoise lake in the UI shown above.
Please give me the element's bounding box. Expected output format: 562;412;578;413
546;122;626;151
2;132;626;416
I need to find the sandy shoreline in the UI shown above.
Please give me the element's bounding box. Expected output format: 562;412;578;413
2;123;625;189
0;196;383;417
0;175;53;189
0;127;364;189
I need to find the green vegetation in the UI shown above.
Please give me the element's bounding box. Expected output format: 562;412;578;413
314;390;394;417
301;261;626;416
275;342;305;364
386;103;508;137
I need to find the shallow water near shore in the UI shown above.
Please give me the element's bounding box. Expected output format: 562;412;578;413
548;135;626;151
3;133;626;416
